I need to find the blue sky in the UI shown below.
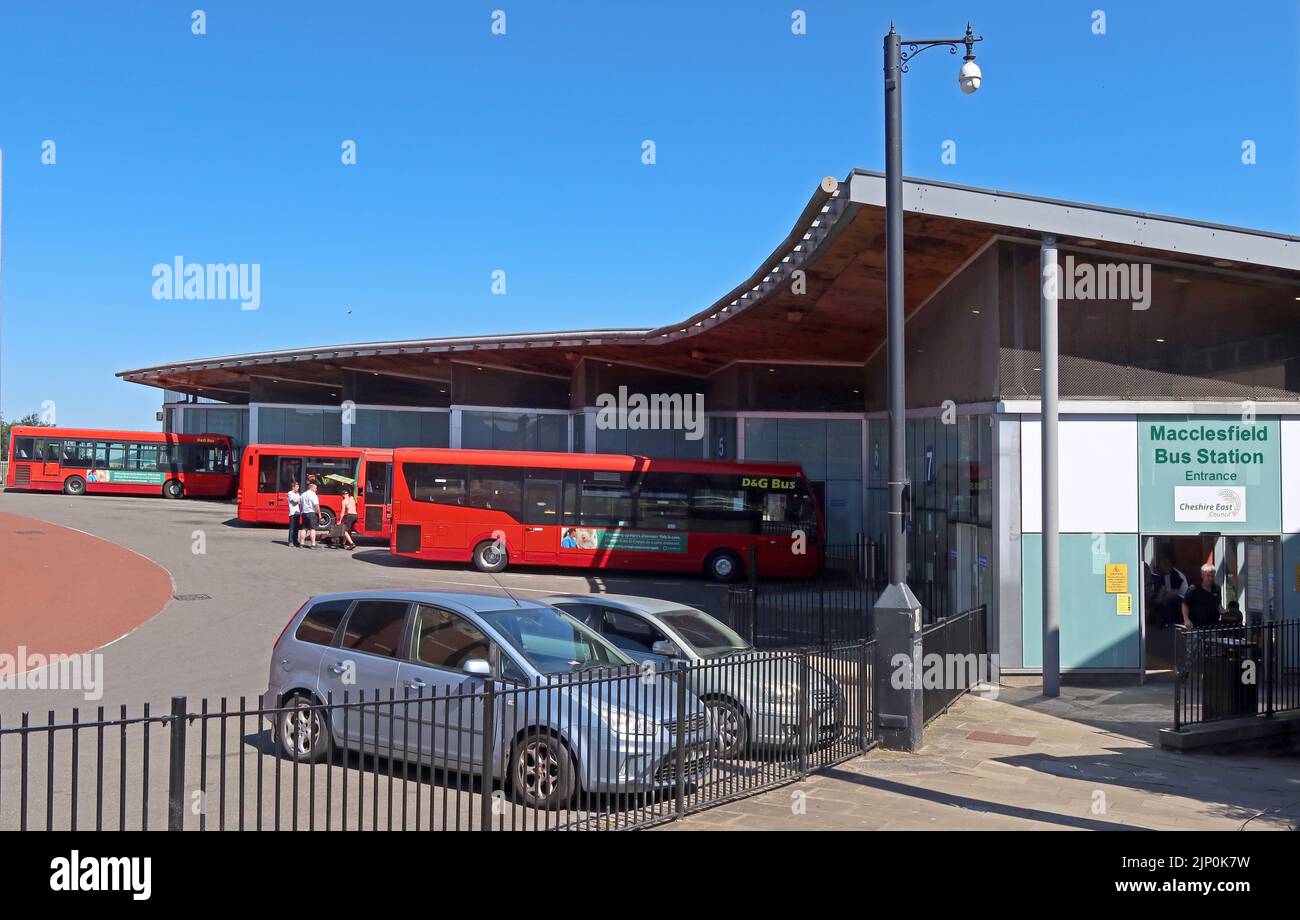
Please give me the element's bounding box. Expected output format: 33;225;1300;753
1;1;1297;428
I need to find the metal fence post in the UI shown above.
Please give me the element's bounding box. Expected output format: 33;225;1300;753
674;660;688;818
1265;623;1276;718
797;649;810;777
747;545;759;645
1173;630;1183;732
858;641;870;750
167;695;187;831
479;680;496;831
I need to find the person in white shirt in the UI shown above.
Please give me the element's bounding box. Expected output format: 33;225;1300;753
299;482;321;548
286;481;303;548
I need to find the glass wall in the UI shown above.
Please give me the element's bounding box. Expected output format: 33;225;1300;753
256;407;343;446
866;413;994;620
178;405;249;454
460;410;567;452
742;417;863;543
352;409;449;449
594;424;703;459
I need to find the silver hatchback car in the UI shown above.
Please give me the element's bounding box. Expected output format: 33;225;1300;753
265;590;714;809
539;594;846;759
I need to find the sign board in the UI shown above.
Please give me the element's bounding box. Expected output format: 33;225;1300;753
1105;563;1128;593
1116;593;1133;615
1138;416;1279;534
1173;486;1246;523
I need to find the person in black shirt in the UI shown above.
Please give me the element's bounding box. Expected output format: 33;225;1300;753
1182;564;1225;628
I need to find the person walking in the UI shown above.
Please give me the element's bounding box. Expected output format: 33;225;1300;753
1182;564;1226;629
339;488;359;550
286;480;303;547
300;481;321;549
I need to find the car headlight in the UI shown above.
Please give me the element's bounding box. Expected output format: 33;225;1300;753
599;705;659;738
762;682;801;706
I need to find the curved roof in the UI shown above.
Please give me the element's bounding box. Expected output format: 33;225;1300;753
119;170;1300;400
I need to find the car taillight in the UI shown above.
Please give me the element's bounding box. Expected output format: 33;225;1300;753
275;599;310;648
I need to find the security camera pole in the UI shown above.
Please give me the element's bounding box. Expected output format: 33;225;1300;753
874;23;982;751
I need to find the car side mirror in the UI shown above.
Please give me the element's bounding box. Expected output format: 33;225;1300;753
464;658;492;677
651;640;680;659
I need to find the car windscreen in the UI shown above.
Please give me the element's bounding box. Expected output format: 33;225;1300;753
657;608;751;658
480;609;632;675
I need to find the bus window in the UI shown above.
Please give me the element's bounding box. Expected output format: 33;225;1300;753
44;440;63;463
278;457;302;493
257;455;278;492
404;463;468;504
106;443;127;470
363;460;391;504
637;472;691;531
467;467;522;514
12;437;35;461
305;457;355;495
566;470;635;528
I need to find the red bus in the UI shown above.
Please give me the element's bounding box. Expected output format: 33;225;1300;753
389;448;823;580
237;444;393;538
4;426;234;498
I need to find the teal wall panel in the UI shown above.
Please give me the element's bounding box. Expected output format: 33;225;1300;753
1022;532;1141;670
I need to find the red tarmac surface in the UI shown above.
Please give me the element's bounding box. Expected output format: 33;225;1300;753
0;512;173;665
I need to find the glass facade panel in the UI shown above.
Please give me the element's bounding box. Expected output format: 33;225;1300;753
257;407;342;446
352;409;449;449
741;417;863;544
460;411;566;452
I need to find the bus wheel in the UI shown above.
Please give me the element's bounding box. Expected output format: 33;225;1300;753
162;479;185;499
63;476;86;496
472;539;508;573
705;549;743;583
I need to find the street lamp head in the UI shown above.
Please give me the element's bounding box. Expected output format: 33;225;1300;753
958;22;982;94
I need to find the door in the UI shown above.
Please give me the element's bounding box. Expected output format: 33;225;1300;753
522;476;562;564
275;457;303;520
1233;537;1279;625
395;604;498;767
362;460;391;535
40;439;61;478
317;600;409;753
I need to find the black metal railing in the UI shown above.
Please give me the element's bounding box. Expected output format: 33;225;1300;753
723;538;882;648
0;641;875;831
1173;619;1300;731
920;606;989;725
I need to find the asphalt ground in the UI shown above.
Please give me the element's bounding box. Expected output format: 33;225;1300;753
0;490;733;716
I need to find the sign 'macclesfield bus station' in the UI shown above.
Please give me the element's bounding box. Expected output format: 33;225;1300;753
117;170;1300;681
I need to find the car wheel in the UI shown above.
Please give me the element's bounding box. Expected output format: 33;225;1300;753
277;693;332;764
511;731;575;810
162;478;184;499
704;549;743;583
63;476;86;496
473;539;508;573
316;508;335;531
705;698;748;760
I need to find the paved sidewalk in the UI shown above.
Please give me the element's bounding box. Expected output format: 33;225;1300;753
664;680;1300;831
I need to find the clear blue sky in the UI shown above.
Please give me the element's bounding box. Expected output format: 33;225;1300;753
1;0;1297;428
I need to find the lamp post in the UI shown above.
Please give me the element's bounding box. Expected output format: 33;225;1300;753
873;22;982;752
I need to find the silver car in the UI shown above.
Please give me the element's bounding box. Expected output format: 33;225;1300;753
539;594;846;759
265;590;713;809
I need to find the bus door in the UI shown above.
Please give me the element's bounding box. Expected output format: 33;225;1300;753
521;473;562;564
39;439;62;479
362;458;392;535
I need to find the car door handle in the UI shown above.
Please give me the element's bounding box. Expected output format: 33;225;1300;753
329;662;348;675
405;678;427;690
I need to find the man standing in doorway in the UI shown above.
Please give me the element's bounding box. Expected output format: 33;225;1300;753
1147;557;1187;628
1182;564;1225;629
300;481;320;549
286;480;302;548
